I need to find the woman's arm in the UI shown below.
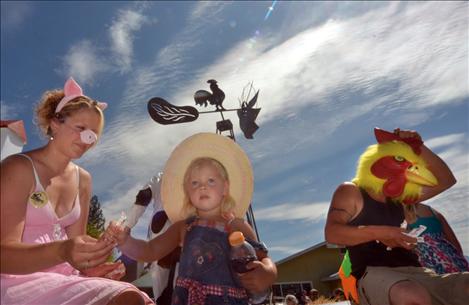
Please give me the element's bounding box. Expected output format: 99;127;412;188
1;155;63;273
1;156;114;274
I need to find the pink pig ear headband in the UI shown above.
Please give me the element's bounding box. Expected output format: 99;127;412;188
55;77;107;113
54;77;107;145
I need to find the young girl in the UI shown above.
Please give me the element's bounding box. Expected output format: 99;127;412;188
405;203;469;274
106;133;277;305
1;78;153;305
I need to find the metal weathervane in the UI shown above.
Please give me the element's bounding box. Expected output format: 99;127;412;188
147;79;262;239
148;79;261;140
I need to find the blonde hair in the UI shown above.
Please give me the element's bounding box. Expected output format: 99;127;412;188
182;157;235;218
35;89;105;138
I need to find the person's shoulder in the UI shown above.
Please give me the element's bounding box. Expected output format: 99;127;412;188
334;182;361;197
1;154;35;194
417;202;432;213
73;163;92;184
1;154;33;174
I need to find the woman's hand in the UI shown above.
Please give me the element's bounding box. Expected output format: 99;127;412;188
60;235;115;270
237;260;277;294
81;260;126;280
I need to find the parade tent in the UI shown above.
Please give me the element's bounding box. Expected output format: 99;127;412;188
1;120;27;160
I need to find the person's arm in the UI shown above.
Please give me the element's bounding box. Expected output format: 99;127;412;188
0;156;114;274
324;182;416;249
433;209;464;254
108;220;183;262
232;219;278;294
418;144;456;200
63;168;127;278
394;129;456;202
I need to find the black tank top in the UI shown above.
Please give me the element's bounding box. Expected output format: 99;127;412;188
346;189;420;279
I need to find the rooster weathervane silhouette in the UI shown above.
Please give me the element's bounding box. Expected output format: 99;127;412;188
147;79;261;139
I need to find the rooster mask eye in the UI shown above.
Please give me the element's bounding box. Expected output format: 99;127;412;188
394;155;405;162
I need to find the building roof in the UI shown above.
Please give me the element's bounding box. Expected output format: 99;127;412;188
276;241;327;265
0;120;27;144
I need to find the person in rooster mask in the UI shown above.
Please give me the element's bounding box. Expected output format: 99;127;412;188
325;128;469;305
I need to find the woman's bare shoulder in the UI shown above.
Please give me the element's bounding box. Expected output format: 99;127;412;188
74;164;92;185
1;154;34;181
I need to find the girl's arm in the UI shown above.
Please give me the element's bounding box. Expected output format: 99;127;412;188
113;220;183;262
0;156;113;274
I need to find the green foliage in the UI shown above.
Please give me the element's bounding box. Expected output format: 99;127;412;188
86;195;105;238
86;195;118;262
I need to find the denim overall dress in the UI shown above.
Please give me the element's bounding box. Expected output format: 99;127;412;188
171;217;249;305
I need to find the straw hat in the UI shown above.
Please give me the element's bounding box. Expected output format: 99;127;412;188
161;132;253;222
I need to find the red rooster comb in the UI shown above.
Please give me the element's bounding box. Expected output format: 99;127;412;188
374;128;423;155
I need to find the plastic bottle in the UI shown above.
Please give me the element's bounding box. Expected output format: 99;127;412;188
229;231;269;304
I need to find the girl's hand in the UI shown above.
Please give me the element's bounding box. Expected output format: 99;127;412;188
82;261;126;280
60;235;115;270
237;260;276;294
100;221;130;246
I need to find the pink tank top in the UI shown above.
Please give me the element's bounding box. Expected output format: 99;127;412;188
19;154;81;274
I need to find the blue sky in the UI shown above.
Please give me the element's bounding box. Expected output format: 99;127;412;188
1;1;468;262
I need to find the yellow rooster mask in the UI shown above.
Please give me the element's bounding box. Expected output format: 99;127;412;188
352;128;438;205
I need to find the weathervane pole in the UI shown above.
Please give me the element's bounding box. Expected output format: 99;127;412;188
214;108;261;241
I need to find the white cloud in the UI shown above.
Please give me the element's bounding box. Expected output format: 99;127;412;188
0;101;17;119
61;40;109;85
80;2;468;249
1;2;33;29
109;9;148;73
425;133;466;151
255;202;330;223
118;1;231;112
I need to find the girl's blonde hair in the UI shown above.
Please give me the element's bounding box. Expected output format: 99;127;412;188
35;89;105;138
182;157;236;218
